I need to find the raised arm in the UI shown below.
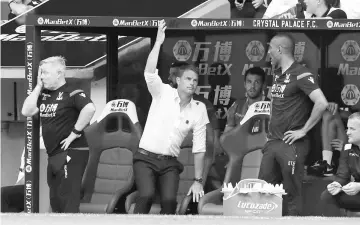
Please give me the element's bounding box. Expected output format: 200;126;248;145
144;20;167;98
21;67;43;117
9;0;31;16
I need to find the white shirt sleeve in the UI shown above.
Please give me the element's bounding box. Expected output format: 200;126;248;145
192;103;210;153
144;70;166;99
340;0;360;19
264;0;297;18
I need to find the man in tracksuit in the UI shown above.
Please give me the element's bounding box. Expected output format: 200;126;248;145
320;112;360;216
223;67;269;177
258;34;328;216
21;56;96;213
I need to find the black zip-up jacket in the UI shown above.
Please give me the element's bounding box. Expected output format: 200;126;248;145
335;144;360;185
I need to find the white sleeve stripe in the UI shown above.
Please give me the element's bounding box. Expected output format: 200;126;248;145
70;89;84;97
297;72;312;80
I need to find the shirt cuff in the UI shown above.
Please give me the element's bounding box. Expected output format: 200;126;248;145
144;70;160;83
192;147;206;154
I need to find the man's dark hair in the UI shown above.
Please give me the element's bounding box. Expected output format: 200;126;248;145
170;61;190;68
170;61;198;77
244;67;266;84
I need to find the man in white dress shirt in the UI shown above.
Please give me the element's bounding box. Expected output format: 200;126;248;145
133;20;209;214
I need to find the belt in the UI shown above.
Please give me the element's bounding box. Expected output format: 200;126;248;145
70;147;89;151
138;149;176;160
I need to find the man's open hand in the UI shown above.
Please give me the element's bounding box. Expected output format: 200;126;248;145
187;181;204;202
156;20;166;45
61;132;81;150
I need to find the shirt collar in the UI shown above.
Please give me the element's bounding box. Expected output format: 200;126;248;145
275;61;297;76
174;89;195;108
46;82;68;94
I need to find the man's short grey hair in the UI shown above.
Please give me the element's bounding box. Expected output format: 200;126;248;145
348;112;360;121
39;56;66;74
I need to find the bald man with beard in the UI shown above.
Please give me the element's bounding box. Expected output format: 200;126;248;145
259;34;329;216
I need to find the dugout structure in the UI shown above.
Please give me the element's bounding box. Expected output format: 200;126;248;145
24;14;360;213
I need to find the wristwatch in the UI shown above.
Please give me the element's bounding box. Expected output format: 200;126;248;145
72;128;83;136
194;177;203;183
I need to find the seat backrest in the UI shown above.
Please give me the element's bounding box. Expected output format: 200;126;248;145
82;99;141;204
96;99;142;138
220;101;270;186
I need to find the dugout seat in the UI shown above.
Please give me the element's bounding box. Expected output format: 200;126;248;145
79;99;142;213
198;101;270;215
125;115;216;215
343;210;360;217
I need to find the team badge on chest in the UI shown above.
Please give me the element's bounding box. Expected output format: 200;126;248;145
284;74;291;83
56;92;63;101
